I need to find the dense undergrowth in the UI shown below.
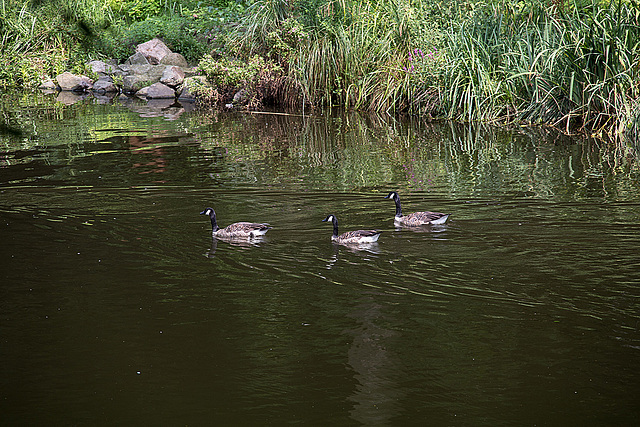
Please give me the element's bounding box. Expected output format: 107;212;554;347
0;0;638;143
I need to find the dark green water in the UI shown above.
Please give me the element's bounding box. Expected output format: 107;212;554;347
1;93;639;425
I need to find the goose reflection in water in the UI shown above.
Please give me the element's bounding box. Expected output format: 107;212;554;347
205;235;267;258
393;223;450;233
324;241;381;270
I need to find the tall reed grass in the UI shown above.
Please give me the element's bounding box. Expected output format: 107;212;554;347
441;1;640;139
230;0;434;112
229;0;639;141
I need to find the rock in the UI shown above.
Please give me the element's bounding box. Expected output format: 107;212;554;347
160;66;185;87
136;38;172;65
124;52;150;66
233;89;249;105
135;85;151;99
87;60;118;75
56;72;93;92
121;65;165;93
39;78;57;90
123;75;153;93
133;65;165;81
137;82;175;99
92;77;118;93
120;63;152;76
160;52;188;68
177;86;196;102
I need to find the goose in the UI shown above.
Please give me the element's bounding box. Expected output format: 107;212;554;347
322;214;382;244
384;191;450;226
200;207;271;239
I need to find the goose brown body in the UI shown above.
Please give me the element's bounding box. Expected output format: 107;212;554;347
200;207;271;239
322;214;382;244
384;191;449;226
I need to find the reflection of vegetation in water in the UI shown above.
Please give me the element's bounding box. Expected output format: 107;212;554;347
191;109;640;200
1;95;639;201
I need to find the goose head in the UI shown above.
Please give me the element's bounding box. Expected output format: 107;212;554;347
384;191;399;201
321;214;337;224
384;191;403;217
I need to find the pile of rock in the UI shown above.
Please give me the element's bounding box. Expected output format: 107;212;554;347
41;38;205;103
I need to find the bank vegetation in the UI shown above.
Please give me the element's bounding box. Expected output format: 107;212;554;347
1;0;638;144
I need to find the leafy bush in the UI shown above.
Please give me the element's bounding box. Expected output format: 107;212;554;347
199;55;268;88
197;54;285;107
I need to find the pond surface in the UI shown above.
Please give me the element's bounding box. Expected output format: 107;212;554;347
1;92;639;425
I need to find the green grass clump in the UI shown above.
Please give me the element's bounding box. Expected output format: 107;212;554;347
437;0;640;138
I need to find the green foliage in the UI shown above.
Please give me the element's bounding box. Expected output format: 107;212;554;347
265;17;310;62
196;54;285;107
108;0;164;22
0;0;249;88
199;54;267;88
97;14;207;63
438;0;640;138
0;0;70;88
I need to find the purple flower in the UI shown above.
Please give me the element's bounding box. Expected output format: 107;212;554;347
409;54;413;61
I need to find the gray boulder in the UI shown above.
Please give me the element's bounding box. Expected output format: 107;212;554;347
183;66;200;78
160;66;185;88
124;52;150;66
56;72;93;92
92;77;118;93
123;75;152;93
137;82;175;99
160;52;188;68
39;78;57;90
136;38;172;65
87;60;118;75
121;65;166;93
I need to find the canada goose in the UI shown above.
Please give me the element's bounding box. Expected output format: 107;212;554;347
384;191;449;226
322;214;382;244
200;207;271;239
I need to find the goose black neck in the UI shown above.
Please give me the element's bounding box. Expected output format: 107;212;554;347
204;208;220;232
331;216;339;237
394;196;403;217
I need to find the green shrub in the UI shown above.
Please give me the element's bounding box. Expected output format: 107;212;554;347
199;54;267;88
